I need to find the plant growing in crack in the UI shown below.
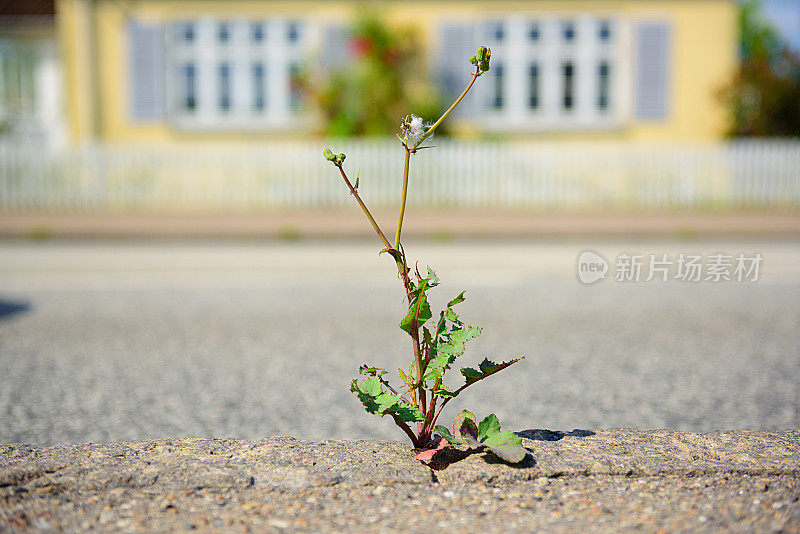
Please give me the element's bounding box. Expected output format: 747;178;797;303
322;46;526;465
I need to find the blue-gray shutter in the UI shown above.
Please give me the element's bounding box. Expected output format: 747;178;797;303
436;21;477;115
128;20;165;120
322;24;352;70
635;21;670;120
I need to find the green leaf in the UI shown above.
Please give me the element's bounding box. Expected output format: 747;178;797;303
360;377;382;396
434;425;459;444
477;414;501;442
425;267;439;288
350;377;425;422
438;326;482;357
460;366;481;384
481;430;526;464
422;327;433;354
392;401;427;422
375;392;400;413
399;292;431;333
398;368;411;387
452;410;480;448
433;385;459;399
447;291;466;308
378;247;403;263
461;356;523;386
359;365;387;377
422;351;450;383
436;310;448;335
399;270;440;335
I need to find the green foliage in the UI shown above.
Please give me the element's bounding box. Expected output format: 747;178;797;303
350;266;525;461
436;411;527;464
324;42;523;464
323;148;346;165
310;13;443;137
399;268;438;334
720;0;800;136
350;376;425;423
469;45;492;74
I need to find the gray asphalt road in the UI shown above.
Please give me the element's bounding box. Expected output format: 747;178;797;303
1;238;799;446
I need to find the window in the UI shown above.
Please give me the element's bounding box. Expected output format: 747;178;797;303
528;23;540;42
491;63;504;110
459;16;623;128
490;21;505;42
599;20;612;42
218;62;231;112
168;19;307;127
598;61;610;111
562;61;574;111
287;21;300;43
528;63;539;110
218;22;230;43
562;21;576;42
178;22;195;43
252;22;265;43
182;62;196;112
252;62;266;111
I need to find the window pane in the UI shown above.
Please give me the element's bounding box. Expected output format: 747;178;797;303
252;62;266;112
178;22;195;43
252;22;265;42
492;63;504;110
562;21;575;42
182;62;196;112
490;21;504;42
599;20;612;42
528;63;539;110
218;22;230;43
598;61;611;111
528;22;540;42
218;62;231;112
287;21;300;43
562;61;574;110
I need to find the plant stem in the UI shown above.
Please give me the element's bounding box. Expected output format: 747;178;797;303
391;414;420;448
411;73;479;151
336;164;391;250
394;148;411;249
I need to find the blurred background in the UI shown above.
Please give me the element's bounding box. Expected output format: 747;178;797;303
0;0;798;446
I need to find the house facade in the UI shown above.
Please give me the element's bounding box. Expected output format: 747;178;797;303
56;0;737;144
0;1;65;147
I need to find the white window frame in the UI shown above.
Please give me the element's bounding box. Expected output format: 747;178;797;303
166;17;311;131
474;13;631;132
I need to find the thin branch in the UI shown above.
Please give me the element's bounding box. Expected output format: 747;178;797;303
411;73;480;151
394;148;412;249
336;164;391;249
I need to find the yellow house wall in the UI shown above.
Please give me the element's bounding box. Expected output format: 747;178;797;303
57;0;737;144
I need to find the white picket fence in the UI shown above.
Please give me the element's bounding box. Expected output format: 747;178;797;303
1;139;799;211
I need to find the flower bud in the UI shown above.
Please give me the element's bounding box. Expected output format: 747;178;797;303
323;148;335;161
469;55;478;65
477;46;491;73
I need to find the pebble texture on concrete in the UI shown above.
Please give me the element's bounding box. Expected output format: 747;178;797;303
1;430;798;532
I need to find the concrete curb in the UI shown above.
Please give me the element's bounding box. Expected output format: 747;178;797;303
1;429;798;531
